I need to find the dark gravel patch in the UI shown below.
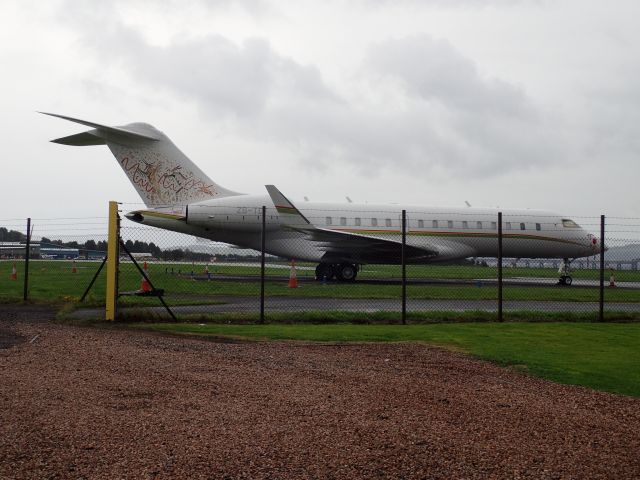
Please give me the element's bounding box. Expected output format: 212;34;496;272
0;304;56;349
1;313;639;479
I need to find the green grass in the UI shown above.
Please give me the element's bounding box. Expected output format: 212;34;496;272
1;260;639;306
110;310;640;324
129;322;640;397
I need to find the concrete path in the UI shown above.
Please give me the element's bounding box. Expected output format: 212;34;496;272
72;295;640;318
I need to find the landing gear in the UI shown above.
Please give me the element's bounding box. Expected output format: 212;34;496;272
315;263;359;282
336;263;358;282
558;275;573;286
557;258;573;286
315;263;334;282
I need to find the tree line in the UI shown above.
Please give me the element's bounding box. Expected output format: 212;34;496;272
0;227;26;242
1;227;258;262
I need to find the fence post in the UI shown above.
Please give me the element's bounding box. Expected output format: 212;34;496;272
599;214;605;322
23;218;31;301
498;212;503;322
105;201;120;321
260;205;266;324
401;209;407;325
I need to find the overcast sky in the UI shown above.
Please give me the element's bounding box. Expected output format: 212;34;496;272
2;0;639;232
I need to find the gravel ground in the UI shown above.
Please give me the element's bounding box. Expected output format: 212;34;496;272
1;307;639;479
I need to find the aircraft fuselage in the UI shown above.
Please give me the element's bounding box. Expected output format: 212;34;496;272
127;194;600;264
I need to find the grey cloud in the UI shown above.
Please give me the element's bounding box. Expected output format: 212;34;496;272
127;36;342;117
368;36;533;119
108;0;273;16
133;36;275;116
266;96;561;179
360;0;537;8
581;83;640;168
248;35;560;178
355;35;561;174
61;4;562;178
60;2;339;117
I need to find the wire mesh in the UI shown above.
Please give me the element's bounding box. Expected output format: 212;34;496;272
3;209;640;321
1;219;108;303
499;213;599;317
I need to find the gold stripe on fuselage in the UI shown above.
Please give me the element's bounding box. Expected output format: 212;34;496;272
332;228;584;247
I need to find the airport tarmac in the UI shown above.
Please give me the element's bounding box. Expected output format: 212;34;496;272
482;277;640;289
178;272;640;289
73;295;640;319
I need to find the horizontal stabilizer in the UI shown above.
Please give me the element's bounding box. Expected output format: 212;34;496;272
41;112;161;145
51;131;106;146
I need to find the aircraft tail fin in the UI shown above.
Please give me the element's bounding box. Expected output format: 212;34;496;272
43;112;242;207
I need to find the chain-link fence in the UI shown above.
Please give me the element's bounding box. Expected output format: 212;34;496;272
3;207;639;322
1;216;109;304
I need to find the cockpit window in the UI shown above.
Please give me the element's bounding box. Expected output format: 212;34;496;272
562;219;579;228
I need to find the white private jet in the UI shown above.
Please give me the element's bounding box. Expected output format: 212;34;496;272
44;113;601;283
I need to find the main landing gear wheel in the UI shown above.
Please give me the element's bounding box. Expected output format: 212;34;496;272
315;263;359;282
336;263;358;282
558;275;573;286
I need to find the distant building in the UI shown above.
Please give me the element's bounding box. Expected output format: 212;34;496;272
131;252;153;260
119;252;153;261
0;242;39;258
40;246;79;259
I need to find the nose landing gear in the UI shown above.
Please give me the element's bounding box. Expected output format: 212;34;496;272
557;258;573;286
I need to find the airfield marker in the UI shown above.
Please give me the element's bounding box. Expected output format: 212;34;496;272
10;262;17;280
288;260;298;288
140;261;152;293
71;260;77;274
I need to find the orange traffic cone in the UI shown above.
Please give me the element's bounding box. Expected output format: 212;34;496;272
71;260;77;274
10;262;17;280
288;260;298;288
140;261;152;292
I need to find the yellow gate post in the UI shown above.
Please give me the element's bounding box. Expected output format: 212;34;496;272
105;201;120;321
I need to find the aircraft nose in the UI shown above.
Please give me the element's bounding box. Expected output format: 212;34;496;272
587;234;605;254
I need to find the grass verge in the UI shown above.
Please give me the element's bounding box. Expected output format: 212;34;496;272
128;321;640;397
3;260;640;304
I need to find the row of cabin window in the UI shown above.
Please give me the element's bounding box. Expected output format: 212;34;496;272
325;217;542;231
